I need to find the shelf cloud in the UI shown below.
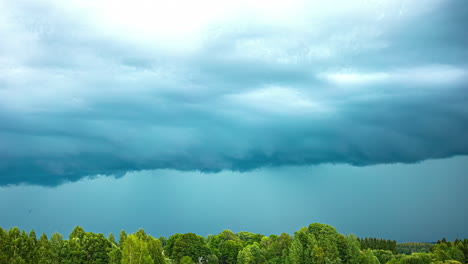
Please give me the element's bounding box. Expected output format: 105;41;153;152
1;0;467;185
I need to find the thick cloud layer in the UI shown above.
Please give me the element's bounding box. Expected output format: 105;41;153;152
1;0;467;185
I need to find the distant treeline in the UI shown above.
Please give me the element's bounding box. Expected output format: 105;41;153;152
358;238;397;254
397;242;434;255
0;223;467;264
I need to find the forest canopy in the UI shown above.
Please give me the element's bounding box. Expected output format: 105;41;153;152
0;223;466;264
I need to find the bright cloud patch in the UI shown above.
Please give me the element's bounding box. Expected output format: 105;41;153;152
322;72;391;85
0;0;467;185
226;86;329;115
322;65;468;86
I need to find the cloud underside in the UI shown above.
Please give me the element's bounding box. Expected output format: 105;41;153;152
1;0;468;185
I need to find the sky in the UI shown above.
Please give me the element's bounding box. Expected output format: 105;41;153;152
0;0;467;242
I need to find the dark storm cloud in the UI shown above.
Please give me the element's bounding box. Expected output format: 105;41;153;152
1;0;468;185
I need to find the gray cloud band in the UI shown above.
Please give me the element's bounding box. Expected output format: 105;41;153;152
0;0;467;185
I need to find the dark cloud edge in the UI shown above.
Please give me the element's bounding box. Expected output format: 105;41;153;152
2;153;468;187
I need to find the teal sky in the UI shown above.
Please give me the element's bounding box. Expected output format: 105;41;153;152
1;0;468;242
1;156;467;242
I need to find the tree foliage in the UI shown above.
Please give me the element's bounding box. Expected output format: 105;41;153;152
0;223;466;264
